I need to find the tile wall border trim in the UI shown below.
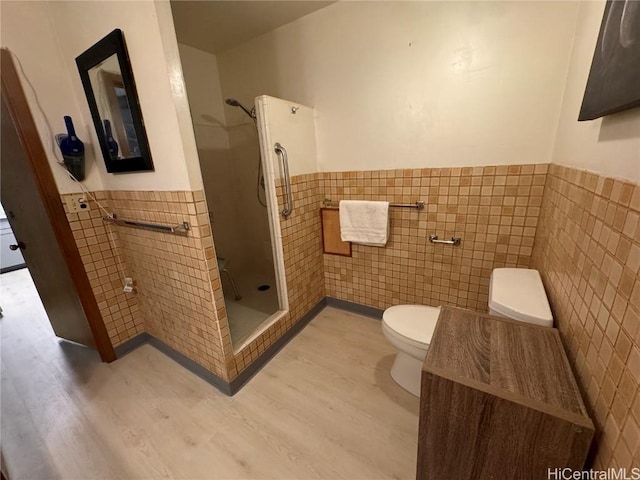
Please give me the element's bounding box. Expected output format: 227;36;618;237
147;335;233;395
326;296;384;319
114;332;150;358
228;297;327;394
112;298;328;396
112;297;386;396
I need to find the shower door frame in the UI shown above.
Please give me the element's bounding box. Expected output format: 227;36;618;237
255;95;289;314
227;96;290;353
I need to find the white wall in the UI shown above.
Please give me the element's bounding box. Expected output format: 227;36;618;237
216;1;580;172
178;43;244;271
177;44;229;143
256;96;318;177
1;1;104;194
154;0;203;192
1;1;203;192
178;43;278;277
177;43;230;206
552;1;640;184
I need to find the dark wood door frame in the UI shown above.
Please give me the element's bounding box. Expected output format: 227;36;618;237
1;48;116;362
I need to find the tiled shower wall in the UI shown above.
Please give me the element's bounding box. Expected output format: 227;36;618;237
320;164;547;311
106;190;230;380
532;165;640;469
226;173;325;377
62;177;325;382
63;190;230;379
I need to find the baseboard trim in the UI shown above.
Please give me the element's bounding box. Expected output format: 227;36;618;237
110;297;383;395
114;332;230;394
111;298;328;396
114;332;150;358
0;263;27;274
326;296;384;319
228;297;327;394
147;336;232;395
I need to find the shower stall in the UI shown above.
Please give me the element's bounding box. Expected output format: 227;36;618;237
195;95;281;348
177;43;318;352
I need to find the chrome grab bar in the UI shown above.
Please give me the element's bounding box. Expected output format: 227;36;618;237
429;235;461;246
103;214;190;235
274;142;293;218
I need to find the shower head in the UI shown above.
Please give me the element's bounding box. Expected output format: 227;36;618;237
225;98;256;119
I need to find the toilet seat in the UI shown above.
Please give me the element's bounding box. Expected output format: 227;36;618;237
382;305;440;348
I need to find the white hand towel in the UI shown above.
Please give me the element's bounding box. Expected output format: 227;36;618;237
339;200;390;247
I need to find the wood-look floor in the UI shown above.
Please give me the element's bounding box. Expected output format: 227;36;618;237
1;269;419;479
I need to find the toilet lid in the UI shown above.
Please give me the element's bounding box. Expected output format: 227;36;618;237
382;305;441;346
489;268;553;326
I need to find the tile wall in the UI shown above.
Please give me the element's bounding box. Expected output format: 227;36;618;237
106;190;230;379
227;173;325;377
62;178;325;383
320;164;547;311
62;164;640;471
62;191;143;346
532;164;640;469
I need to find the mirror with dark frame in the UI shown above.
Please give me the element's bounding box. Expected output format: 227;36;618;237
76;29;153;173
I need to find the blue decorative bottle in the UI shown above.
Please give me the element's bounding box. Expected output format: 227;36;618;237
104;119;119;160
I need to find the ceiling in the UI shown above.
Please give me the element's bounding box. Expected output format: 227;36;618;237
170;1;334;55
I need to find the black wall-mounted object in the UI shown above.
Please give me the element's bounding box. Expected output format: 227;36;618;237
76;29;154;173
56;115;85;180
579;0;640;121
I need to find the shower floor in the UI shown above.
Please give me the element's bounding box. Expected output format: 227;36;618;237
225;302;272;347
223;270;280;347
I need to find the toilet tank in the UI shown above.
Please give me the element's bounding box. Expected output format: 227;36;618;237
489;268;553;327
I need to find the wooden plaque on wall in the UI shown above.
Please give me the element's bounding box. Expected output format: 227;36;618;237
320;208;351;256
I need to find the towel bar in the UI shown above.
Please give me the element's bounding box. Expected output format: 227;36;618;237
323;199;425;210
429;235;461;245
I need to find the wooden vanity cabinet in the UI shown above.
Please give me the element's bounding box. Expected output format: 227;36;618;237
417;307;594;480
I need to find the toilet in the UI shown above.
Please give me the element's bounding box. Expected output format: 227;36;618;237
382;268;553;397
382;305;441;397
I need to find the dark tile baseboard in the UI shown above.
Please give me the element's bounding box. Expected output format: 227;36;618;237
114;298;328;396
0;263;27;274
147;335;233;395
112;297;385;396
229;297;327;393
114;332;230;393
114;332;150;358
326;296;384;319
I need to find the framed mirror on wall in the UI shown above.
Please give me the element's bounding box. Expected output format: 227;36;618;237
76;29;153;173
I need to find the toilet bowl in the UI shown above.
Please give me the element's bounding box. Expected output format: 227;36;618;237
382;268;553;397
382;305;441;396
